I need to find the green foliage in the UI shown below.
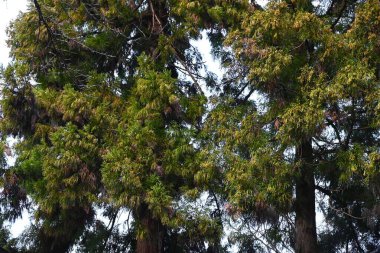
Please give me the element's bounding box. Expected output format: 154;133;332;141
0;0;216;251
201;0;380;251
1;0;380;252
102;54;206;231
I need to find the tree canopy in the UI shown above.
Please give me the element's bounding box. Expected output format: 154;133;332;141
1;0;380;253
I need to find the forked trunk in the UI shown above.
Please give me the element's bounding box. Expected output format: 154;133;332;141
295;140;318;253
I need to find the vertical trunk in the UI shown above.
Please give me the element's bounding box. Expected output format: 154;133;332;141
295;140;318;253
136;205;163;253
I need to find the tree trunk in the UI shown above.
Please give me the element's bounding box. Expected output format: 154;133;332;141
295;140;318;253
136;205;163;253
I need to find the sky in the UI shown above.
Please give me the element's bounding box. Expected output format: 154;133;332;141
0;0;28;66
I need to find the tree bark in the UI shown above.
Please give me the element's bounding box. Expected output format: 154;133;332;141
295;140;318;253
136;205;163;253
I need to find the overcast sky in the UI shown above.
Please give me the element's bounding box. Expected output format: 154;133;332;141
0;0;28;66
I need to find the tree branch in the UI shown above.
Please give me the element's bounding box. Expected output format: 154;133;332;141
325;117;343;146
315;185;331;196
33;0;56;51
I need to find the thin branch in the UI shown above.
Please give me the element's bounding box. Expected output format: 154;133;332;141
315;185;331;196
348;220;365;253
173;48;204;94
32;0;56;52
56;32;116;58
234;82;250;100
101;209;119;252
325;117;343;146
210;190;222;220
242;88;255;103
330;1;348;30
328;205;364;220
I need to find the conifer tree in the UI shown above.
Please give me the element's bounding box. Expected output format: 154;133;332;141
202;0;380;252
0;1;216;252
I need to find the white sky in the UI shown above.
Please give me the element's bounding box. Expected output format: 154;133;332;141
0;0;28;66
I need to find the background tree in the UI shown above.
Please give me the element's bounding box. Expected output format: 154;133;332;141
202;0;380;252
